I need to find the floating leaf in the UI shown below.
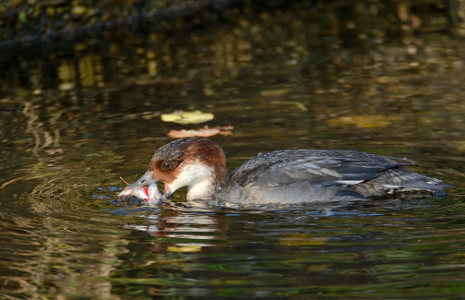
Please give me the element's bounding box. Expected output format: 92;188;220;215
161;110;214;124
167;125;234;138
329;115;400;128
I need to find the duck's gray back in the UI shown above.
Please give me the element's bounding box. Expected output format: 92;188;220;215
215;150;449;208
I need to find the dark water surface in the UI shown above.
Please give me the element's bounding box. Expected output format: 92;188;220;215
2;4;465;298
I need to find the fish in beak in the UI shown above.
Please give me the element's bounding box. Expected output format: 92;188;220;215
117;170;162;206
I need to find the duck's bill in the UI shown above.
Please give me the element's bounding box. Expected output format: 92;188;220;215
117;170;157;199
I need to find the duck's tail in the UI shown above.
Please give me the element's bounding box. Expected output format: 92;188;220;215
354;169;452;198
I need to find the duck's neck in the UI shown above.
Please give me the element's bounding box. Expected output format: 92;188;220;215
186;164;229;200
186;177;215;200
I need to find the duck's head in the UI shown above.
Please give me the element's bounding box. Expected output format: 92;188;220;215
125;138;228;200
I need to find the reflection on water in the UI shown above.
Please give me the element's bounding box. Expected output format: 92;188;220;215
2;2;465;298
123;208;226;250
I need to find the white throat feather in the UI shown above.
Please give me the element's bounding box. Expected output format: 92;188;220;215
166;160;216;200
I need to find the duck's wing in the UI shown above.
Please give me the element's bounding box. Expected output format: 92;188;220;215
230;149;413;187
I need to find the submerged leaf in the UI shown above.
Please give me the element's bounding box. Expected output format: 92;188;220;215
279;233;327;246
161;110;214;124
260;88;292;97
329;115;400;128
270;100;307;111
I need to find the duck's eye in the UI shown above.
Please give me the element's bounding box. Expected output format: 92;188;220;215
161;161;174;171
159;159;181;171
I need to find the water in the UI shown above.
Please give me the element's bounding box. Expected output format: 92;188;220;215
2;3;465;298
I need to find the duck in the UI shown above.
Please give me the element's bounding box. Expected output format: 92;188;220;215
118;137;450;208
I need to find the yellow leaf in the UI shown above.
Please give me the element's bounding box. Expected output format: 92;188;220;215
161;110;214;124
454;141;465;152
167;245;202;252
73;5;87;15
